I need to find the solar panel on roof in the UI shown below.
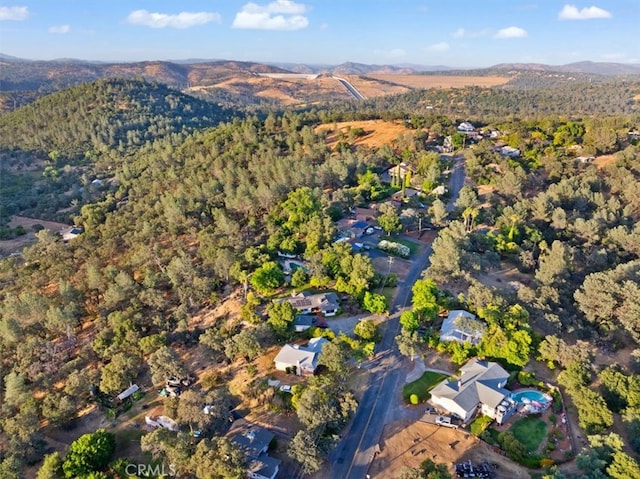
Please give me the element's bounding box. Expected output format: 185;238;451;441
292;299;313;308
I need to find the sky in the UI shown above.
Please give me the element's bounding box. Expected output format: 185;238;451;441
1;1;639;67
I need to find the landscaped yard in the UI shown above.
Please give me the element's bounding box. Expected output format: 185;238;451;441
380;235;420;256
470;415;493;435
402;371;447;403
510;416;548;452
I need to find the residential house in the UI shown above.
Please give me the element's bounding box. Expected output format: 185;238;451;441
145;415;179;432
61;226;84;242
275;292;340;317
497;145;521;158
116;384;139;402
439;310;486;346
576;156;595;164
273;337;329;375
248;456;281;479
392;187;421;202
457;122;475;132
354;207;376;222
293;314;317;332
232;427;280;479
382;162;415;185
429;359;517;424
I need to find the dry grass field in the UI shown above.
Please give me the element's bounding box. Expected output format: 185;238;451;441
315;119;414;149
593;154;618;169
0;216;71;257
188;75;353;105
187;72;509;106
368;419;529;479
363;74;509;89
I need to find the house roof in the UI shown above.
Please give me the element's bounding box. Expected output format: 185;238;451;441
276;292;339;312
116;384;139;401
458;121;475;131
307;337;329;353
430;360;510;414
294;315;317;327
232;427;274;458
439;310;486;345
352;220;369;229
273;338;328;370
248;455;281;479
273;344;316;370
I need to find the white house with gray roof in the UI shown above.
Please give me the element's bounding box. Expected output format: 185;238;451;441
275;292;339;316
429;359;517;424
231;427;280;479
273;337;329;375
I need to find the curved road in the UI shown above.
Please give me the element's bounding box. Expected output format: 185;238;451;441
329;154;465;479
333;76;367;100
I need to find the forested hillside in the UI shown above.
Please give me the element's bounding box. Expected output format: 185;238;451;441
2;73;640;478
0;78;231;158
0;79;233;224
0;103;392;476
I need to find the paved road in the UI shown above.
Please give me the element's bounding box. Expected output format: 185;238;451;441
333;76;366;100
446;154;466;212
329;155;466;479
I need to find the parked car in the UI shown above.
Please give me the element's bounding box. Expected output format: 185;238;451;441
435;416;458;429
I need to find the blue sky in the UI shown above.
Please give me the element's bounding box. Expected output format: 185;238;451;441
1;1;638;67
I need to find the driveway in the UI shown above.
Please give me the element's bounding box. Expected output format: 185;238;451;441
327;313;372;336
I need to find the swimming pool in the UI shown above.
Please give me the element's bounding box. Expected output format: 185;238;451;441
512;389;552;406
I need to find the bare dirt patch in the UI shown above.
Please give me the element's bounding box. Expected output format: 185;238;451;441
188;76;352;105
369;419;529;478
315;119;413;149
371;255;412;283
0;215;71;257
473;265;533;293
345;75;410;98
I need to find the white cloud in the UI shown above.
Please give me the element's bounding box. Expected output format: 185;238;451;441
425;42;450;52
0;5;29;21
558;4;612;20
373;48;407;59
451;28;490;39
494;26;528;39
125;10;221;29
232;0;309;30
49;24;70;34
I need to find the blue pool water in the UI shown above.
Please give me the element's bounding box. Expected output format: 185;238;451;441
512;389;550;404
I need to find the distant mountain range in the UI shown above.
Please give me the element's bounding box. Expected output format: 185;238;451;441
2;54;640;79
1;54;639;111
489;61;640;76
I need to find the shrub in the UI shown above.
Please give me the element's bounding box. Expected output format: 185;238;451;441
131;391;145;401
470;415;493;436
517;371;543;387
377;239;410;258
410;394;419;405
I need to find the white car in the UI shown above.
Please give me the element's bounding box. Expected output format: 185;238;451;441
435;416;458;429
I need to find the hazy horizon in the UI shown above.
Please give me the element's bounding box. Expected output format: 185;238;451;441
1;1;638;68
